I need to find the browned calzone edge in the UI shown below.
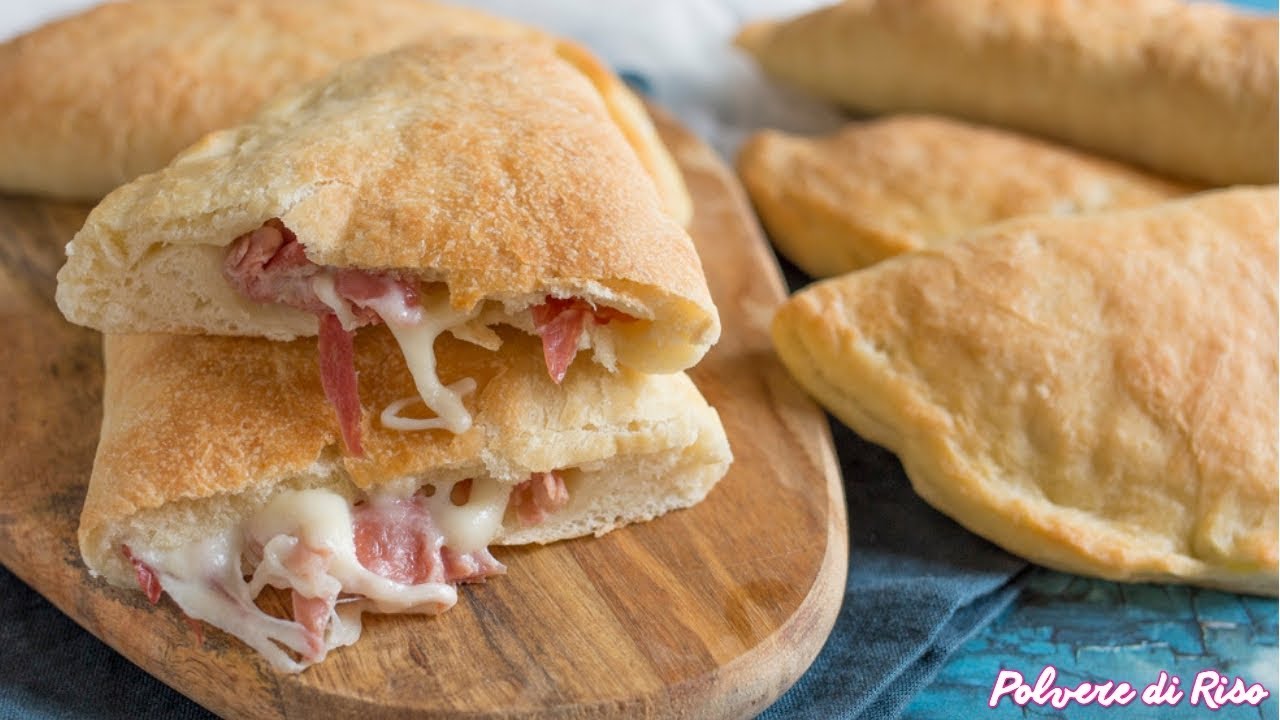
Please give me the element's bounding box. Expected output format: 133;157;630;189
55;36;720;453
0;0;691;222
772;187;1278;595
80;328;731;672
56;36;715;367
737;0;1278;186
738;115;1198;278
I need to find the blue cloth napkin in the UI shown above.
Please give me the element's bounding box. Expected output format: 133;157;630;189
759;421;1027;720
757;257;1028;719
0;565;208;719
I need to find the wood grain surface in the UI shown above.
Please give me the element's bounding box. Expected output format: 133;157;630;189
0;111;846;719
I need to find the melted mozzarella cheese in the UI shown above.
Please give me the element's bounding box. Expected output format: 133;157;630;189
310;274;361;331
429;478;513;553
128;487;469;673
379;289;479;434
380;378;477;432
131;529;321;673
313;275;484;436
248;490;457;613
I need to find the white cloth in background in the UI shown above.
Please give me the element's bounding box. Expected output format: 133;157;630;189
447;0;847;156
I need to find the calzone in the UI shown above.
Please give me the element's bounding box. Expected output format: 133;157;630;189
738;115;1195;277
772;187;1278;595
0;0;690;221
56;37;719;453
736;0;1278;186
80;328;732;672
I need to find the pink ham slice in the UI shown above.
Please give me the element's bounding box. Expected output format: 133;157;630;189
122;545;162;605
223;220;417;457
119;497;503;662
531;298;636;384
291;591;335;661
223;219;330;315
116;473;572;661
352;496;505;586
509;471;570;526
318;314;363;456
224;220;641;452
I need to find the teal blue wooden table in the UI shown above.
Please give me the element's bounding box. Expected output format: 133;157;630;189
907;572;1278;718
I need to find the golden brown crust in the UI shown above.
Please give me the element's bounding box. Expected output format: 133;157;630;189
738;115;1197;277
737;0;1278;186
772;187;1279;595
0;0;691;222
80;327;731;586
55;37;718;373
553;41;693;227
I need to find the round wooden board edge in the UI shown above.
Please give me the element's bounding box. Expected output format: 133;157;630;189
644;106;848;719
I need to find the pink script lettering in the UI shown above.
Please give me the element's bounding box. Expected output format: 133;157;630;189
988;666;1137;709
1189;670;1271;708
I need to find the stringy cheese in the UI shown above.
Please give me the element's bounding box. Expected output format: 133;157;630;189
310;274;361;331
312;274;484;435
125;482;513;673
380;378;477;432
381;304;477;433
430;479;512;553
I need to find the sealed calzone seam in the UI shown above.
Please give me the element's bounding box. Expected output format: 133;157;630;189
55;37;719;454
79;329;731;672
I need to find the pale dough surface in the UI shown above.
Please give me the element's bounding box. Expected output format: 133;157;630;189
737;0;1279;186
738;115;1197;277
0;0;691;221
772;187;1278;595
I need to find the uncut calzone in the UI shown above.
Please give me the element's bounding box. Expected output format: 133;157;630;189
772;187;1278;595
56;37;719;452
0;0;691;220
736;0;1278;186
738;115;1195;278
80;329;731;673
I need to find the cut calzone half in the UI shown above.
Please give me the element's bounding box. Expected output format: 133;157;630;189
0;0;691;221
772;187;1278;595
56;37;719;454
79;328;731;673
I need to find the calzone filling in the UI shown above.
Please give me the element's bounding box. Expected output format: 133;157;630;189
223;220;636;455
121;472;568;673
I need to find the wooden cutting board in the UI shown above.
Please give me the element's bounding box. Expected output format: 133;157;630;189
0;111;846;719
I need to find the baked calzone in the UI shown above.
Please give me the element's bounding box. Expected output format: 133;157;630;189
773;187;1278;595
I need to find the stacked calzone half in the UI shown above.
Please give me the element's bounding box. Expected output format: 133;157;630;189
59;35;732;671
773;187;1277;596
81;330;730;672
58;37;719;454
